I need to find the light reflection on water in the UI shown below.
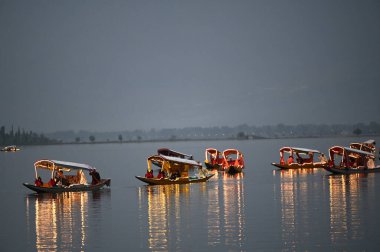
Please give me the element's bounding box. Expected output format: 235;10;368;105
328;174;375;243
276;169;322;250
25;191;109;252
137;172;246;251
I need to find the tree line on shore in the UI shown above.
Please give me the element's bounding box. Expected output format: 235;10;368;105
0;126;59;145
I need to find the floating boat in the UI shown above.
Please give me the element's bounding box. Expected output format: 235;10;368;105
324;146;380;174
1;145;20;152
271;147;327;169
23;159;111;193
204;148;223;170
151;148;193;167
349;139;376;154
221;149;245;174
136;154;214;185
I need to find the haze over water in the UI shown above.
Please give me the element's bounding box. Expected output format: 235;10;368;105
1;136;379;251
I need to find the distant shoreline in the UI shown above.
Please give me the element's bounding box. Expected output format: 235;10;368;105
13;134;380;147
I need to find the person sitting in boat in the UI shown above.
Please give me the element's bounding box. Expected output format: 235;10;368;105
169;171;180;180
366;156;375;169
157;170;165;179
296;154;304;164
55;170;69;186
318;153;328;164
303;152;314;164
145;169;154;178
287;155;294;165
35;176;43;187
89;169;101;185
48;178;56;187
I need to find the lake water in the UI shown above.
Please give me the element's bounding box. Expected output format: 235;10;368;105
0;137;379;251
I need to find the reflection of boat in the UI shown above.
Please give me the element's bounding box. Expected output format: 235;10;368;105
204;148;223;170
271;147;327;169
137;174;245;250
152;148;193;167
349;139;376;154
324;146;380;174
1;145;20;152
221;149;245;174
25;191;93;251
136;155;214;185
23;159;111;193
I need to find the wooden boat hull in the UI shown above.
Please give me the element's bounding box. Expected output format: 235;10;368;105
225;166;243;174
324;166;380;174
135;174;215;185
271;162;326;169
23;179;111;193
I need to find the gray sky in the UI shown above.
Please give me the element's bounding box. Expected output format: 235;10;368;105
1;0;379;132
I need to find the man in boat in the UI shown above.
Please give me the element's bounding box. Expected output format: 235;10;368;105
287;155;294;165
145;169;154;178
89;169;101;185
55;170;69;186
157;169;165;179
366;156;375;169
318;153;328;164
35;177;43;187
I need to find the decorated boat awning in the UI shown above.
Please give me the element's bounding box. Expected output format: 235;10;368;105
148;155;201;167
34;159;95;171
280;147;321;154
329;146;375;157
157;148;193;159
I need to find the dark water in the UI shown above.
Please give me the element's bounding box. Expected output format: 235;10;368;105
0;137;379;251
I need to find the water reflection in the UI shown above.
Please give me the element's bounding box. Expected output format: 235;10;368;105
328;174;374;243
138;173;246;250
25;192;106;252
274;168;322;250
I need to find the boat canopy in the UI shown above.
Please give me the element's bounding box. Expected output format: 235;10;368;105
223;149;243;157
364;139;376;145
157;148;193;159
349;139;376;153
34;159;95;172
147;154;201;173
280;147;321;155
205;148;221;159
329;146;374;158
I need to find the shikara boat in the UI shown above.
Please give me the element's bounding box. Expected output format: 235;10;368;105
349;139;376;154
1;145;20;152
324;146;380;174
204;148;223;170
221;149;245;174
136;154;214;185
271;147;327;169
23;159;111;193
152;148;193;167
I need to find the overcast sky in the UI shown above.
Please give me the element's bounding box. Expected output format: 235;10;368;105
1;0;379;133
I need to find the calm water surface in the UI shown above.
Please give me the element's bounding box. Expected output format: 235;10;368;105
0;137;379;251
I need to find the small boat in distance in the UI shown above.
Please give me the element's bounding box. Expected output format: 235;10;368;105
1;145;20;152
222;149;245;174
271;147;327;169
324;146;380;174
204;148;223;170
349;139;376;155
23;159;111;193
136;155;214;185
